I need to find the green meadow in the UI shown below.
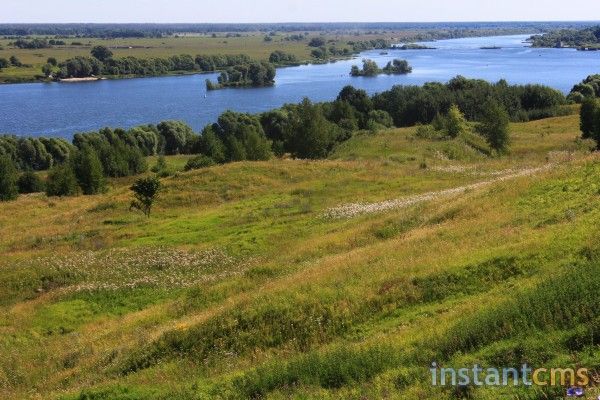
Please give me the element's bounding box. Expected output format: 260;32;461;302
1;113;600;399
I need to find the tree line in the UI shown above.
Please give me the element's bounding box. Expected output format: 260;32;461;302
568;74;600;103
0;76;574;201
0;22;589;37
43;46;267;79
42;47;301;81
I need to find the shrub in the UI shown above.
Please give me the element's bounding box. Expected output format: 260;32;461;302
367;109;394;131
17;171;45;194
150;155;172;177
444;104;468;138
184;155;215;171
46;164;79;197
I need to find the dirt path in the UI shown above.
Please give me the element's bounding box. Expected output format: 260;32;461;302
323;164;553;219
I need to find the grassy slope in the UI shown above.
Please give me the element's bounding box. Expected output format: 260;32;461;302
1;114;600;399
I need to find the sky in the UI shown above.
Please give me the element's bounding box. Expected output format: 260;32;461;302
2;0;600;23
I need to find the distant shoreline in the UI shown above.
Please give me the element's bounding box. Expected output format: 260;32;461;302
59;76;105;83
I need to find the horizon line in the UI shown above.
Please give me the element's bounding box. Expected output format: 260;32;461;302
1;20;600;25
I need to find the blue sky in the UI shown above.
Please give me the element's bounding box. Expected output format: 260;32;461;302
3;0;600;23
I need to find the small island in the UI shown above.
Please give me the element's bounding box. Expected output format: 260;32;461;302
392;43;436;50
205;61;275;90
350;58;412;77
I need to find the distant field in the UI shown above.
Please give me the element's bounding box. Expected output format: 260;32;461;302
0;27;536;82
0;31;397;82
2;114;600;399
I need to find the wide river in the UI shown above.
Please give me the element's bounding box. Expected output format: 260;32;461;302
1;34;600;138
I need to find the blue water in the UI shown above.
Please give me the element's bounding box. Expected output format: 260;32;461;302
1;34;599;138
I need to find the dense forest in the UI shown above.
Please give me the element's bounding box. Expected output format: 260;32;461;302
530;25;600;48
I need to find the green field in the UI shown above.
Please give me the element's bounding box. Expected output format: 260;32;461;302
1;113;600;399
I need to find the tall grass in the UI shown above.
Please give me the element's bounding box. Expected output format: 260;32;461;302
439;260;600;358
232;344;404;398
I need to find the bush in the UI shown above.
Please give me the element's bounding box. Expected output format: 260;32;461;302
444;104;468;138
17;171;45;194
150;155;171;177
184;155;215;171
367;110;394;131
46;164;79;197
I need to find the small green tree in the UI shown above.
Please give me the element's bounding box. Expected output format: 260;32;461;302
46;164;79;197
444;105;467;138
0;156;18;201
478;101;510;153
130;176;161;217
73;147;105;195
17;171;45;194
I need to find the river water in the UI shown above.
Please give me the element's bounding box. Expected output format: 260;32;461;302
1;34;599;138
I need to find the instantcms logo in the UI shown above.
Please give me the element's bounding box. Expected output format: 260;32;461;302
430;363;590;388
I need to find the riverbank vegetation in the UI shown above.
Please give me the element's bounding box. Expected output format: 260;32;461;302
0;21;586;83
0;77;576;203
530;25;600;49
350;58;412;77
46;47;259;80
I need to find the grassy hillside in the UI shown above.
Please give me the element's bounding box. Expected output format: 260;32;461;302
1;114;600;399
